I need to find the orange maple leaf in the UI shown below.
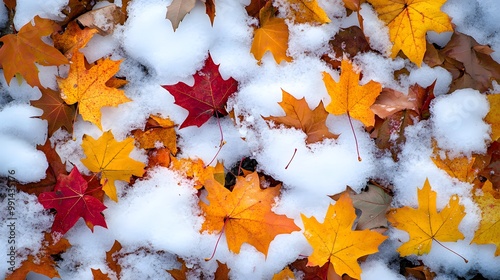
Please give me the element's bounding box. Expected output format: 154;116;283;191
0;16;68;87
6;232;71;279
81;131;145;202
485;94;500;141
431;140;478;183
263;89;338;144
301;193;387;279
200;172;300;256
367;0;453;66
387;179;466;257
133;115;178;153
52;21;98;59
250;1;292;64
323;59;382;127
57;51;130;129
171;158;224;189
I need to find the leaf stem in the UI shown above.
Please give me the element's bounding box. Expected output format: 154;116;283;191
205;216;228;261
285;148;297;169
433;239;468;263
205;116;225;167
346;111;362;161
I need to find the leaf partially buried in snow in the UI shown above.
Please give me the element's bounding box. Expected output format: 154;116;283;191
200;172;300;256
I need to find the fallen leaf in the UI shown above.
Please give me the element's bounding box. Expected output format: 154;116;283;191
204;0;216;25
166;0;196;30
325;26;371;68
250;1;292;64
200;172;300;255
272;267;295;280
38;166;107;234
162;54;238;128
6;232;70;279
479;141;500;191
263;89;338;144
367;0;453;66
387;179;466;257
167;257;188;280
301;193;388;279
76;4;124;35
0;16;68;87
431;140;478;183
57;51;130;130
171;158;224;189
146;147;173;169
105;240;122;278
214;260;230;280
59;0;96;26
246;0;270;18
81;130;145;201
405;265;436;280
470;180;500;256
374;109;418;161
285;0;331;24
440;32;500;93
485;94;500;141
342;0;365;11
323;59;382;127
31;87;77;136
132;115;177;153
91;268;110;280
52;21;98;59
332;184;392;233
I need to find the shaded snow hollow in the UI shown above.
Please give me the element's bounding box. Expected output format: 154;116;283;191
1;0;500;279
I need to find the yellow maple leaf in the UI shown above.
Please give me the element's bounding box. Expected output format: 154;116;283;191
200;172;300;256
387;179;465;257
57;51;131;130
301;193;387;279
286;0;331;24
81;131;145;201
251;1;292;64
323;59;382;127
485;94;500;141
471;180;500;256
367;0;453;66
431;140;477;183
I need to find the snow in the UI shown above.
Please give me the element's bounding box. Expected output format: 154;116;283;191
1;0;500;279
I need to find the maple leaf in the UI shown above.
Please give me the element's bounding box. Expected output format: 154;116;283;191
57;51;130;130
52;21;98;59
431;140;478;183
91;269;110;280
485;94;500;141
387;179;466;257
323;59;382;127
200;172;300;256
250;1;292;64
162;54;238;128
272;267;295;280
367;0;453;66
0;16;68;87
471;180;500;256
301;193;388;279
81;131;145;202
343;0;365;11
171;157;224;189
76;4;124;36
263;89;338;144
38;166;107;234
105;240;123;278
31;87;77;136
285;0;331;24
15;139;66;195
132;115;178;153
6;232;70;279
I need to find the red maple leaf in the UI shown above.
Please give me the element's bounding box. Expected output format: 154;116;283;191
162;54;238;128
38;166;107;234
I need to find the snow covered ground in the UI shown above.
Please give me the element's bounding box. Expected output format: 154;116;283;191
1;0;500;279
